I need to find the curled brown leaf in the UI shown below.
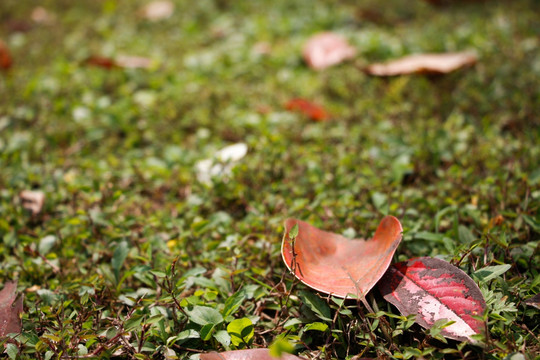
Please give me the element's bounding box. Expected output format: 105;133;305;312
366;51;477;76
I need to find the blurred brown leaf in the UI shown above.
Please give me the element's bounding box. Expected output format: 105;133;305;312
19;190;45;215
138;1;175;21
366;51;477;76
0;281;23;336
524;293;540;309
31;7;56;25
302;32;356;70
85;55;153;70
0;40;13;70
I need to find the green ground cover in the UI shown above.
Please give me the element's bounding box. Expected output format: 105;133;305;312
0;0;539;358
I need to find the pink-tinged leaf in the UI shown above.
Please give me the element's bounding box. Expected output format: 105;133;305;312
138;1;175;21
379;257;486;342
0;281;23;336
200;349;306;360
302;32;356;70
524;293;540;309
19;190;45;215
282;216;403;299
85;55;153;70
365;51;477;76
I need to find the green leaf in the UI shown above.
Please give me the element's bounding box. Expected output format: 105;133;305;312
458;225;475;243
371;191;388;215
298;290;332;322
199;323;215;341
289;223;299;239
214;330;231;347
303;322;329;332
39;235;57;255
222;290;246;317
186;306;223;326
227;317;254;346
473;264;512;283
6;343;18;360
112;241;129;280
269;338;295;358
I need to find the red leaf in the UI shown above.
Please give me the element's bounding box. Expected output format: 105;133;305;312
302;32;356;70
0;281;23;336
379;257;486;342
365;51;477;76
285;98;329;122
0;40;13;70
282;216;403;299
200;349;306;360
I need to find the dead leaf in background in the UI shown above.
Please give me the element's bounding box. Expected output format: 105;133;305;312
0;281;23;336
302;32;356;70
0;40;13;70
31;7;56;25
282;216;403;299
138;1;175;21
524;293;540;309
285;98;329;121
20;190;45;215
366;51;477;76
85;55;153;70
201;349;306;360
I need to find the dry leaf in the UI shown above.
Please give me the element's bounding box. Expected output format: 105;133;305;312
195;143;248;184
0;40;13;70
282;216;403;299
379;257;486;342
85;55;153;70
201;349;306;360
285;98;329;122
139;1;175;21
31;7;56;25
524;293;540;309
302;32;356;70
366;51;477;76
115;55;153;69
0;281;23;336
20;190;45;215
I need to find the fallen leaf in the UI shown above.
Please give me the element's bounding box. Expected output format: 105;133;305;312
0;281;23;336
195;143;248;184
379;257;486;342
281;216;403;298
31;7;56;25
302;32;356;70
138;1;175;21
524;293;540;309
85;55;153;70
0;40;13;70
115;55;153;69
285;98;329;122
19;190;45;215
200;349;306;360
365;51;477;76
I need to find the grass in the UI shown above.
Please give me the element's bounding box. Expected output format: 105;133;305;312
0;0;539;359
